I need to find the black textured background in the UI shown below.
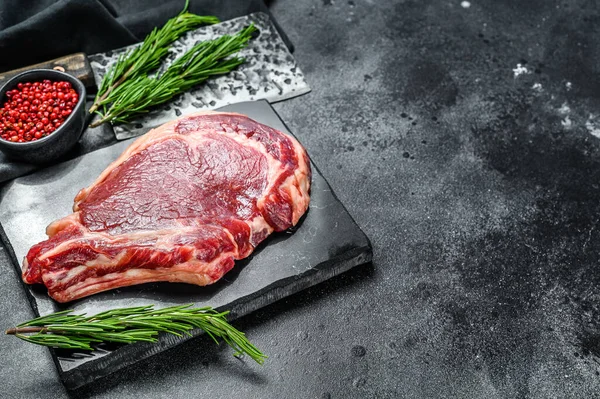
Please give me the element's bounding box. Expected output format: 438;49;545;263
2;0;600;398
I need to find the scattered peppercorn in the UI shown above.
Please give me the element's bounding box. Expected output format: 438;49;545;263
0;80;78;143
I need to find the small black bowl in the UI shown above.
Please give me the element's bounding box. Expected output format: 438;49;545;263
0;69;87;164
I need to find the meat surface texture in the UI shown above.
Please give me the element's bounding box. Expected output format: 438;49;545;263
22;111;311;302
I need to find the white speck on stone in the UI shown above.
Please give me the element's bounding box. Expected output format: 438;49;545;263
558;102;570;114
566;81;572;91
532;83;542;91
586;115;600;139
561;116;572;128
512;63;530;78
461;1;471;8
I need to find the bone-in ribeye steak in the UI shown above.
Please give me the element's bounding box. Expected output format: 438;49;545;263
22;112;311;303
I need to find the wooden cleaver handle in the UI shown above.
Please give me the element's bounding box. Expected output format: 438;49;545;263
0;53;97;92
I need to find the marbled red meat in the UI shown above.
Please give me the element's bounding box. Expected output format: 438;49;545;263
22;112;311;302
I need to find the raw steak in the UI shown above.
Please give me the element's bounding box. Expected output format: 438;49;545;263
22;111;311;303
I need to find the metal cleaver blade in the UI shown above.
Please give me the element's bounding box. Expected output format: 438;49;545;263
88;12;311;140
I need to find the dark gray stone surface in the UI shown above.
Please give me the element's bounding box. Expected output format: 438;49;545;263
2;0;600;397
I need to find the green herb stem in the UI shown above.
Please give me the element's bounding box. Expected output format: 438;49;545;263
89;0;219;114
89;24;255;128
6;304;266;364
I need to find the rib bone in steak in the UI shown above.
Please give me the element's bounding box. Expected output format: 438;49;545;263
22;111;311;303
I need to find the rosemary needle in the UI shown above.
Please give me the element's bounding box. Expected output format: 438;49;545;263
89;0;219;114
5;304;266;364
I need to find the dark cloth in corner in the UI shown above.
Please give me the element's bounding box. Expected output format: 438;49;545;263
0;0;283;73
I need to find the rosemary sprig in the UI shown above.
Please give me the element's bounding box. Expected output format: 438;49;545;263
89;24;256;128
89;0;219;114
5;304;266;364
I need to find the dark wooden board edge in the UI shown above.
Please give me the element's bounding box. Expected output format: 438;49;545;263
0;53;96;92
